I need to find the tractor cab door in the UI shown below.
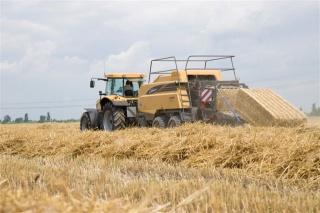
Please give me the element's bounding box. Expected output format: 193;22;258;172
124;79;143;97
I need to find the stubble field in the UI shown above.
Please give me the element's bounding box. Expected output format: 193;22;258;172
0;118;319;212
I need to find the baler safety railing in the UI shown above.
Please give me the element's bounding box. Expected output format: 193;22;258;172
147;55;239;118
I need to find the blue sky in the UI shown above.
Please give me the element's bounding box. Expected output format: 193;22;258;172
0;1;319;120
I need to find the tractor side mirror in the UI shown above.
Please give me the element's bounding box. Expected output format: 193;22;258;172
90;80;95;88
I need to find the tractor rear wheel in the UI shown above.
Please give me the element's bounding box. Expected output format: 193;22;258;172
168;115;182;128
80;112;91;131
152;116;167;128
102;106;126;131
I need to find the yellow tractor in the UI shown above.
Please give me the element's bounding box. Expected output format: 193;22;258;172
81;55;306;131
80;73;144;131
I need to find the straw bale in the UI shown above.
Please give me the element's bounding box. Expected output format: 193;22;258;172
217;88;307;126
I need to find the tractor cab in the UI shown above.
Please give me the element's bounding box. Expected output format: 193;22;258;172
90;73;144;97
83;72;144;132
89;73;144;112
103;73;144;97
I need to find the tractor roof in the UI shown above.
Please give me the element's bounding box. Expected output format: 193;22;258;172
104;73;144;79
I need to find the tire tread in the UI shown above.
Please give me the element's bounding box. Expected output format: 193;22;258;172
152;116;167;128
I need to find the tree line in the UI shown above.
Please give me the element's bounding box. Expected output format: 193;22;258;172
310;103;320;116
1;112;79;124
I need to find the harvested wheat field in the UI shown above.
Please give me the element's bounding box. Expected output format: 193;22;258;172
308;116;320;128
0;122;319;212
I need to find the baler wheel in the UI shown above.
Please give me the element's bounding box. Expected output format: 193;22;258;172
168;115;182;128
152;116;167;128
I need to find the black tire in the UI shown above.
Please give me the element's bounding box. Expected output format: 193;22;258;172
102;104;126;131
152;116;167;128
112;109;126;130
137;116;148;127
168;115;182;128
97;112;104;130
80;112;91;131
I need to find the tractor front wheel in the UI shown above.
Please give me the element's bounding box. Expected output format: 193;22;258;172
80;112;91;131
102;106;126;131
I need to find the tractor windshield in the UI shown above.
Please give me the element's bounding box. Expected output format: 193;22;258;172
106;78;143;97
106;78;123;96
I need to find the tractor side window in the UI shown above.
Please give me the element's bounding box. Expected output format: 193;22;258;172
132;81;140;96
123;79;143;97
106;78;123;96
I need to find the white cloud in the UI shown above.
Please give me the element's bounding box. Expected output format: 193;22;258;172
201;2;265;34
0;61;18;73
105;41;151;73
4;40;56;74
0;18;58;37
63;56;87;65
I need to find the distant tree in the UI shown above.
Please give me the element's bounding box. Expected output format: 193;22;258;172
46;112;51;122
2;115;11;123
63;119;80;123
24;113;29;122
312;103;316;114
39;115;46;123
310;103;320;116
15;117;23;123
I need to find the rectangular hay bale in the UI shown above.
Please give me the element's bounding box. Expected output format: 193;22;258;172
217;88;307;126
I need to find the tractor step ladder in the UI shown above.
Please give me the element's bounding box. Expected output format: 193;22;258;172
180;90;191;107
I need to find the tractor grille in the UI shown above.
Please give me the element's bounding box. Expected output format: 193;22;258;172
127;99;138;106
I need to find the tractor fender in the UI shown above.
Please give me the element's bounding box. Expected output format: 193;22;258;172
99;97;129;110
